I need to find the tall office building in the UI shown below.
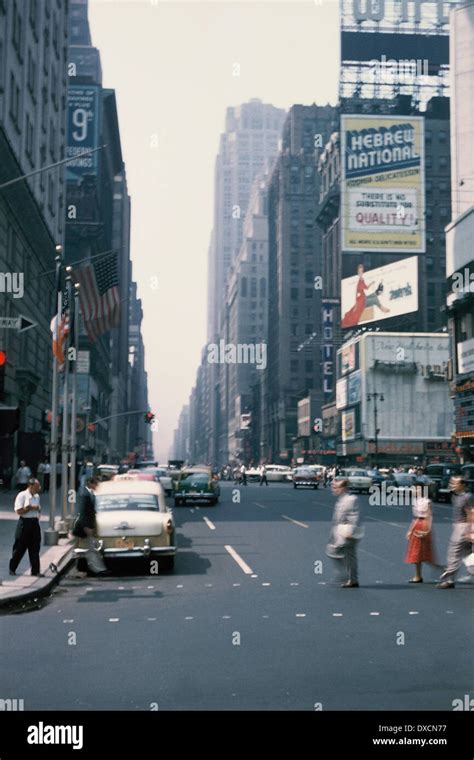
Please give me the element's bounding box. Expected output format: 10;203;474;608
266;104;336;463
207;99;286;341
0;0;69;473
445;1;474;462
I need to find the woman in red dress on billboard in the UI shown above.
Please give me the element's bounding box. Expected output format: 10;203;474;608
341;263;390;328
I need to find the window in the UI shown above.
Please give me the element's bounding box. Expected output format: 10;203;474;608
240;277;247;297
25;113;34;165
260;278;266;298
9;73;20;129
291;360;299;374
291;287;298;301
305;288;312;299
12;2;23;57
48;175;55;213
438;131;447;143
305;360;313;374
439;156;448;170
425;156;432;169
27;50;36;99
425;130;432;144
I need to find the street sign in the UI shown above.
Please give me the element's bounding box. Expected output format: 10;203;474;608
0;315;36;333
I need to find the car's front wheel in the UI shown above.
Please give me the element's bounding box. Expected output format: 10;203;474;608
313;484;318;489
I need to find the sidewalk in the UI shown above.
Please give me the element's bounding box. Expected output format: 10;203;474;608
0;490;75;607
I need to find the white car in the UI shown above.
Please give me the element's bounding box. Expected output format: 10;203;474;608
74;480;176;571
339;468;373;493
245;467;261;483
266;465;293;482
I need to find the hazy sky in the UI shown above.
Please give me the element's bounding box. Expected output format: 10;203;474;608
88;0;340;461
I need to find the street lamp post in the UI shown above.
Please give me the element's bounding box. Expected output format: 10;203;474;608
367;392;384;468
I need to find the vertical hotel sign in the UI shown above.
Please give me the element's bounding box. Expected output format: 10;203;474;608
322;299;338;400
341;115;425;253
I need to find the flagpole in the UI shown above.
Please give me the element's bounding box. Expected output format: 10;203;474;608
59;272;72;531
44;248;63;547
68;282;80;523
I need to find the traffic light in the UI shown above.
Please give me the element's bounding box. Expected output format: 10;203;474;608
144;411;155;425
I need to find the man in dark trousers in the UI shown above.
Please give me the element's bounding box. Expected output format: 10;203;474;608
74;476;109;576
438;476;474;588
9;478;42;576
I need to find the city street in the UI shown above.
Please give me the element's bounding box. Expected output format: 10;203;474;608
0;483;470;711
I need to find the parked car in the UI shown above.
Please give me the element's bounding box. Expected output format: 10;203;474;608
265;465;293;482
293;467;320;489
339;468;372;493
74;479;176;571
113;471;156;483
135;460;158;469
174;468;220;506
425;463;462;502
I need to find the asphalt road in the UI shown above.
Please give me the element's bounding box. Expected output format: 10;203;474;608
0;482;472;710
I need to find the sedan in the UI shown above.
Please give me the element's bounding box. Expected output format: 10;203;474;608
266;465;293;482
340;468;373;493
74;479;176;571
293;467;320;489
174;469;220;506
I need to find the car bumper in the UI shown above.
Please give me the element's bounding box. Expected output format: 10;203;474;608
74;543;177;559
295;480;318;486
177;492;216;500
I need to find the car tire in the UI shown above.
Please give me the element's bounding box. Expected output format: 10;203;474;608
174;498;182;507
293;483;297;489
313;484;318;489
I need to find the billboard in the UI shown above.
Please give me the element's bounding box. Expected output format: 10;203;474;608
67;86;101;181
341;343;356;375
341;255;418;329
336;378;348;410
341;115;425;253
458;337;474;376
342;409;356;442
348;370;362;406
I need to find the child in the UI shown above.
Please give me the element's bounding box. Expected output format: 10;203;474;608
405;484;434;583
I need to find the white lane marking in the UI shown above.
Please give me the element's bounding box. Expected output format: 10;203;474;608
262;582;271;587
290;582;299;586
222;615;231;619
109;618;119;623
262;615;270;618
295;613;306;618
63;619;74;623
86;587;94;592
205;583;213;587
254;502;267;510
203;516;216;531
333;613;343;617
224;544;254;575
409;611;419;615
185;616;193;620
366;515;403;529
147;617;157;621
375;580;383;584
233;583;241;587
318;582;327;585
251;574;258;578
281;514;309;529
177;584;183;588
147;585;154;589
370;612;380;616
446;610;454;614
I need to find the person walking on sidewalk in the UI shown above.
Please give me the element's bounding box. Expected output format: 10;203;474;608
15;460;32;492
72;476;109;576
328;478;363;588
9;478;42;576
405;483;435;583
438;476;474;589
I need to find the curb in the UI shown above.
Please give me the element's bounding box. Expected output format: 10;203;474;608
0;541;75;609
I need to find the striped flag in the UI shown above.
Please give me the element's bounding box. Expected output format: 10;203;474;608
50;285;70;369
73;253;120;341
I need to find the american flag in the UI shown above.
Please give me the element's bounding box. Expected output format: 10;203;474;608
50;285;70;369
73;253;120;341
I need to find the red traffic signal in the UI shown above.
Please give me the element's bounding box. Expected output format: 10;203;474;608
0;351;6;366
144;412;155;424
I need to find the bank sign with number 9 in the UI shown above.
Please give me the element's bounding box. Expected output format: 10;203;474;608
66;86;101;181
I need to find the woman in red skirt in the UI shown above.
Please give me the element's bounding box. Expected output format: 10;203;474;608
405;486;434;583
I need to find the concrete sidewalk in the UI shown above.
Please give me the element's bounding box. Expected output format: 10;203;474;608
0;490;75;607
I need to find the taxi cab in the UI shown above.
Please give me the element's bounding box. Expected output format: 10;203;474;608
74;480;176;571
174;466;220;506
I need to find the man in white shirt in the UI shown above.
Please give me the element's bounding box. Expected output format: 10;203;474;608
15;460;32;492
9;478;42;576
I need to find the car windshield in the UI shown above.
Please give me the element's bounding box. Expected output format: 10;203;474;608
296;468;313;475
95;494;160;511
346;470;368;476
181;473;209;483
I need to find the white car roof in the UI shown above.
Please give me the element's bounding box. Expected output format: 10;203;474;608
96;480;164;496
